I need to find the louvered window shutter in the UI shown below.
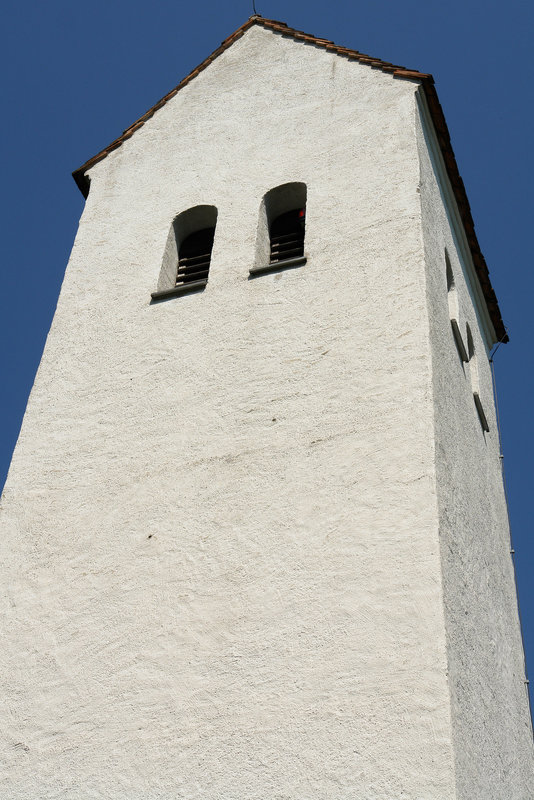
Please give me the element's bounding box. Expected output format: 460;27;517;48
176;227;215;286
269;208;305;264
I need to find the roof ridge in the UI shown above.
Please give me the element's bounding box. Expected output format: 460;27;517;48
73;16;428;196
71;16;506;343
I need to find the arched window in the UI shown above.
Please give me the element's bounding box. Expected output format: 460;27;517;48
152;205;217;301
251;182;307;276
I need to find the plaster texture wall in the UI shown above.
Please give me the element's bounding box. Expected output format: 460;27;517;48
416;95;534;797
0;23;526;798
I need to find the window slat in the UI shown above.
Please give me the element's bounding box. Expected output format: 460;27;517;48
176;271;210;284
178;252;213;265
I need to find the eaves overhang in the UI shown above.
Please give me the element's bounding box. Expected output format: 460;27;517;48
72;15;507;344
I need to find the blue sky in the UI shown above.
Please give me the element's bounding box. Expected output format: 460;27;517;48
1;0;533;708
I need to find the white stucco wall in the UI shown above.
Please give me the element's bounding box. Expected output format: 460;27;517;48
1;23;526;798
416;92;534;798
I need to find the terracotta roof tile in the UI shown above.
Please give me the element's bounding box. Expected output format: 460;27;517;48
72;15;506;343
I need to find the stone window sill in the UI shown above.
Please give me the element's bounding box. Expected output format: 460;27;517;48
249;255;307;277
151;280;207;302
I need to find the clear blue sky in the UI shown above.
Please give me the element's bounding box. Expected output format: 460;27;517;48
1;0;533;707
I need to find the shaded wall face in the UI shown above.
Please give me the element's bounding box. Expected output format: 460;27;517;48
1;28;456;799
416;99;534;798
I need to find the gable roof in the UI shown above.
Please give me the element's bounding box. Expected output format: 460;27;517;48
72;16;507;343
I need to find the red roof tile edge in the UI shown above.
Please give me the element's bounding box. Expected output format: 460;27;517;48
72;16;506;343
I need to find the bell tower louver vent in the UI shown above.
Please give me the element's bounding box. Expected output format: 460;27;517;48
269;208;305;263
152;204;217;300
250;182;307;277
176;227;215;287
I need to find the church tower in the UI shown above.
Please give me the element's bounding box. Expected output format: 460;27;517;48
1;17;532;798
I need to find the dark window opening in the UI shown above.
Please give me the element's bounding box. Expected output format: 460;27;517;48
270;208;305;264
176;227;215;287
446;250;454;291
